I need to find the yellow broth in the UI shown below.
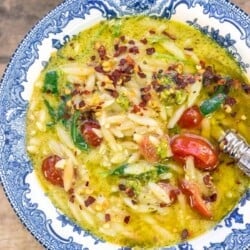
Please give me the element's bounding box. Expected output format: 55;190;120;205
26;16;250;248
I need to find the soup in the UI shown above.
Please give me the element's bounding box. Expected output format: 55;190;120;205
26;16;250;248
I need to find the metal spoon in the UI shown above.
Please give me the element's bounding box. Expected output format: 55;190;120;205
219;130;250;176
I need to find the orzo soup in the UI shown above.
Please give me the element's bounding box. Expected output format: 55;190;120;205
26;16;250;248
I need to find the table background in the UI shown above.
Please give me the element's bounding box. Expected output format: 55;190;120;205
0;0;249;249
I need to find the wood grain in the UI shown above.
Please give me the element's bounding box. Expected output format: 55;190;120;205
0;1;249;249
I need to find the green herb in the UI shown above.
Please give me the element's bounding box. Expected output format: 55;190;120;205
110;164;169;183
169;125;181;136
43;70;58;94
157;140;169;159
44;99;56;120
110;164;128;176
44;96;69;126
70;111;89;151
160;88;187;106
116;93;130;111
200;93;227;115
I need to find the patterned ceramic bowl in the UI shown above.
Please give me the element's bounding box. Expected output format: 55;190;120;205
0;0;249;249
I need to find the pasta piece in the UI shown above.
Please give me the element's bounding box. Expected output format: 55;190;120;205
63;159;74;192
167;104;186;129
187;80;202;107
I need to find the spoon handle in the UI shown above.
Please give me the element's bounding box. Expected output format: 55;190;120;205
219;130;250;176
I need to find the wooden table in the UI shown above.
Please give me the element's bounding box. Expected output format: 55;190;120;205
0;0;249;249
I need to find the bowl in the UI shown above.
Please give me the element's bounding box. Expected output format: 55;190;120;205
0;0;250;249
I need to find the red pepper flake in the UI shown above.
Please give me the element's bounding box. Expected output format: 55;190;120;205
184;47;193;51
128;46;139;54
69;195;75;203
151;80;165;92
98;45;108;60
230;112;237;118
108;69;122;85
105;88;119;98
131;105;141;113
124;215;130;224
149;30;156;34
125;187;135;198
79;100;85;108
141;93;151;103
94;65;105;73
128;40;135;45
242;83;250;94
84;196;96;207
146;47;155;55
181;229;189;241
85;181;89;187
236;180;241;185
105;213;111;222
114;45;127;57
131;200;137;205
169;188;181;202
138;71;146;78
120;35;125;42
82;90;91;95
118;183;126;191
141;85;151;93
203;174;213;186
160;202;168;208
140;38;148;44
225;97;237;106
202;193;217;202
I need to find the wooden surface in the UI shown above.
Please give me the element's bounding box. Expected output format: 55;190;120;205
0;1;249;249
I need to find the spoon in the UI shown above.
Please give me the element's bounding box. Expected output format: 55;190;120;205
219;130;250;176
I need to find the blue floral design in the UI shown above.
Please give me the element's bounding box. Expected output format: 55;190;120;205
224;208;243;227
187;18;249;71
120;0;156;12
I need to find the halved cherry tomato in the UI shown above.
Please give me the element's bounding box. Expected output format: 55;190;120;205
81;120;102;147
170;134;218;170
178;106;203;129
180;179;212;218
42;155;63;187
139;136;159;163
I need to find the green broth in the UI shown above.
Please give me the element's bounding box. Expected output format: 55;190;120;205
27;16;250;248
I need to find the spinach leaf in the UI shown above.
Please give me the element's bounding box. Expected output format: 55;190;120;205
110;164;169;183
110;164;128;176
44;97;69;126
43;70;59;94
71;111;89;151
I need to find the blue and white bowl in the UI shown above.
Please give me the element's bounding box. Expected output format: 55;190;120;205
0;0;250;249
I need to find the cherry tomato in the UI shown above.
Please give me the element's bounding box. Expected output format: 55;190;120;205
178;106;203;128
170;134;218;170
180;179;212;218
42;155;63;187
81;120;102;147
139;136;159;163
